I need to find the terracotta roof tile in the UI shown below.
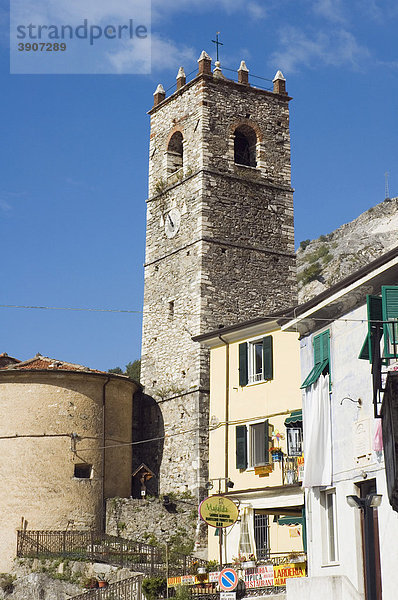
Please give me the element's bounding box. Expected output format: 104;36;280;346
1;354;107;375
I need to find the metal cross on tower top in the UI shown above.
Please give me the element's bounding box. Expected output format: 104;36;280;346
212;31;224;62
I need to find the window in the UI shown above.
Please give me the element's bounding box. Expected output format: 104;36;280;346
284;410;303;457
287;427;303;457
301;330;330;388
234;125;257;167
74;463;92;479
254;512;270;560
320;489;339;564
167;131;183;174
239;336;273;386
236;421;273;469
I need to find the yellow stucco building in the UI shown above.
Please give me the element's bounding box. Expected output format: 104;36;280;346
194;317;305;565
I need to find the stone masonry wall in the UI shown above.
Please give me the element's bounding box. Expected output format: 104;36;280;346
106;496;198;551
141;65;296;498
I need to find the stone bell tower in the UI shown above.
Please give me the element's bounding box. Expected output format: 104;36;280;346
141;52;296;497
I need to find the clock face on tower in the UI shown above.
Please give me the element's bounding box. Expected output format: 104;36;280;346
164;207;181;238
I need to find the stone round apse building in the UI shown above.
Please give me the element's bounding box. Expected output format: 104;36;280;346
0;354;139;571
141;53;296;497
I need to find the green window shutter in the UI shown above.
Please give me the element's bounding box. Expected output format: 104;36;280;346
301;330;330;388
368;294;383;363
264;420;272;464
239;342;248;386
382;286;398;357
313;335;322;364
236;425;247;469
358;334;370;361
320;330;330;362
263;336;273;380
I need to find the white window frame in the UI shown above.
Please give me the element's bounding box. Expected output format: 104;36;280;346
248;420;268;468
320;488;339;565
248;337;264;384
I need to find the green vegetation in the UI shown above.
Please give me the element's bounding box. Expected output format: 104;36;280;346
167;527;195;561
154;178;167;194
175;585;191;600
307;244;332;265
298;262;323;286
0;573;15;593
299;239;311;251
142;576;167;600
108;359;141;382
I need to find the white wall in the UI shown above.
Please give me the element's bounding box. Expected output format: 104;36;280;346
300;303;398;598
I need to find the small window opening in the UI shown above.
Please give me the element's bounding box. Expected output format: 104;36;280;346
221;248;227;254
167;132;183;174
234;125;257;167
74;463;92;479
169;300;175;317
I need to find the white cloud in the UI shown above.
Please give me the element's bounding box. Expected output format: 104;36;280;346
248;2;268;20
152;0;267;20
0;199;12;212
270;26;370;73
0;191;26;212
107;34;196;75
311;0;346;24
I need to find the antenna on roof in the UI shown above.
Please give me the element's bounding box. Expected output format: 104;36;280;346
385;171;390;200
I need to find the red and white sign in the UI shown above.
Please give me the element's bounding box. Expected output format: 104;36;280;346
244;565;274;588
219;568;238;591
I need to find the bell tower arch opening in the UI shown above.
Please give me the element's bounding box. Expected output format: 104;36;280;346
234;124;257;167
167;130;184;174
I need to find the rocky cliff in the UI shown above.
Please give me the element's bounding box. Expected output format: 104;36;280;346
297;197;398;303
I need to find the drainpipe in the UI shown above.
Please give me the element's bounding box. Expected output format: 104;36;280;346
101;376;111;532
218;334;229;566
218;335;230;484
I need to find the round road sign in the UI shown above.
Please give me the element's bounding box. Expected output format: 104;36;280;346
219;568;238;591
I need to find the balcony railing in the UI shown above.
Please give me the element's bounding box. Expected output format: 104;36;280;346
70;575;142;600
16;530;207;577
282;456;303;485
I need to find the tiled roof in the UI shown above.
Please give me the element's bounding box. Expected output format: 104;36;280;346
1;354;108;375
0;353;21;368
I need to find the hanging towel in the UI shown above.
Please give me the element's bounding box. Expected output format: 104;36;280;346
373;418;383;452
302;374;332;487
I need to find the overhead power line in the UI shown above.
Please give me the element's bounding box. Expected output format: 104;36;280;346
0;303;375;324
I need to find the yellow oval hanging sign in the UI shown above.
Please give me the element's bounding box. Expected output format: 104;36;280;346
199;495;239;528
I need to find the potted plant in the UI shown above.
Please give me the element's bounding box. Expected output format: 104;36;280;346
270;447;283;462
241;553;256;569
97;574;108;588
83;577;98;589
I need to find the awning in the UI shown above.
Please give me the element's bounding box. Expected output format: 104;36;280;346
277;516;303;527
284;410;302;426
278;507;307;553
300;359;328;389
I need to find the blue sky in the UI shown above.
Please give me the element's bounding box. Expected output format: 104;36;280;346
1;0;398;371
